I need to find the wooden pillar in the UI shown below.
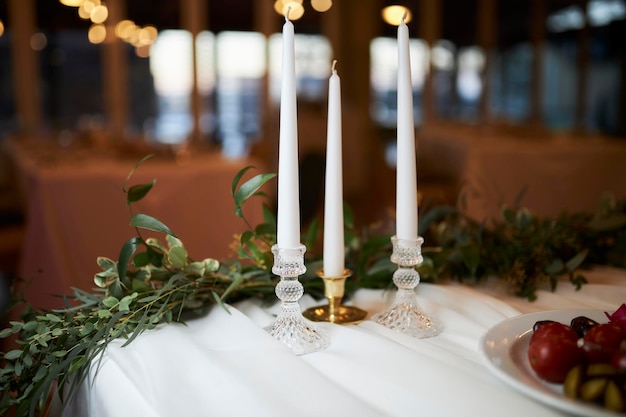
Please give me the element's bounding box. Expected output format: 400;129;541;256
102;0;128;139
530;0;545;127
322;0;381;197
477;0;497;124
8;0;41;134
575;0;590;132
419;0;442;125
181;0;208;144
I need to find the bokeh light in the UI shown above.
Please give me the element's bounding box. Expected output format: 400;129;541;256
311;0;332;12
88;24;106;44
381;5;412;26
59;0;85;6
274;0;305;20
30;33;48;51
90;4;109;24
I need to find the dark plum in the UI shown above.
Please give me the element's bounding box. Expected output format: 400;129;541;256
533;320;557;332
570;316;599;337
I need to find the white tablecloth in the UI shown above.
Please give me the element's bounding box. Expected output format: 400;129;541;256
61;267;626;417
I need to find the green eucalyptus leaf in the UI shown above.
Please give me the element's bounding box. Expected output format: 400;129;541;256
32;366;48;383
231;166;255;198
127;180;156;204
117;237;142;282
98;309;112;318
168;246;188;269
0;328;12;338
343;204;354;229
184;261;206;276
97;257;117;271
52;350;68;358
262;204;276;226
566;249;589;272
303;217;319;249
240;230;255;245
123;154;154;192
234;173;277;217
544;258;565;275
102;296;119;308
166;234;184;249
459;244;480;277
3;350;22;361
254;222;276;237
130;214;177;237
132;251;151;267
203;258;220;273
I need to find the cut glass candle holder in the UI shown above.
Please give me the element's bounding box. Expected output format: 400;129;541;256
371;236;442;338
264;244;330;355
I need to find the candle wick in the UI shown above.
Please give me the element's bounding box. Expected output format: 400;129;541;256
402;9;408;25
286;6;291;22
331;59;337;73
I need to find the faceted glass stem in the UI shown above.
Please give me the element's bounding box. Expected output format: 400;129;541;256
264;244;329;355
371;236;442;338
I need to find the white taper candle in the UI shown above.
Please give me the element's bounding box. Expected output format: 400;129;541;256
395;13;418;241
323;60;345;277
276;10;301;248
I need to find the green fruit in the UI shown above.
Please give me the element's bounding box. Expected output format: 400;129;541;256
580;377;608;402
587;363;617;377
564;365;584;399
604;380;625;412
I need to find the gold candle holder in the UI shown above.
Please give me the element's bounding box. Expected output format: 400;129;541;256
303;269;367;324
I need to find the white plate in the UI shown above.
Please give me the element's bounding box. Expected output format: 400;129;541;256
480;309;621;417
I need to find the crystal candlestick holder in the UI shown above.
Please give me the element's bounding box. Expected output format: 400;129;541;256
371;236;442;338
303;269;367;324
264;244;329;355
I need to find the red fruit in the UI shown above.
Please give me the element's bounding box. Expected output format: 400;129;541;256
528;335;587;383
611;350;626;372
582;323;626;363
530;322;579;346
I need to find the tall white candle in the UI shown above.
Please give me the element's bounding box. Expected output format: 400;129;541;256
276;11;300;248
323;60;345;277
396;13;418;241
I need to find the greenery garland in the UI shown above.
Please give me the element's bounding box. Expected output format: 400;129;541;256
1;157;625;416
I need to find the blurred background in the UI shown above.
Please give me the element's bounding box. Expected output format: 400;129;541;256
0;0;625;310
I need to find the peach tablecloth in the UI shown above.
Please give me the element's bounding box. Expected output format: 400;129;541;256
7;139;266;310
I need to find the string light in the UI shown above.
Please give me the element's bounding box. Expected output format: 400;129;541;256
273;0;334;18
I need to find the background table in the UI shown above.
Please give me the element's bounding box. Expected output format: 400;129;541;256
6;138;266;310
61;267;626;417
418;124;626;222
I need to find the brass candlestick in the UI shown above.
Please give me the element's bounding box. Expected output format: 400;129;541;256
303;269;367;324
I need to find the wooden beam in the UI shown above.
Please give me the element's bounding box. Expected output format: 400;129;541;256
7;0;41;134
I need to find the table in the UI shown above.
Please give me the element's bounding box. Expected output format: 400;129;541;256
5;138;266;310
418;124;626;222
61;266;626;417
